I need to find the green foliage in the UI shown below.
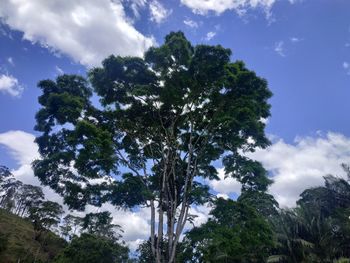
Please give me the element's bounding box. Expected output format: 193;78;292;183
14;184;44;216
0;208;66;263
34;31;272;261
29;200;63;239
184;198;274;262
270;164;350;262
33;31;272;207
60;214;83;241
136;238;188;263
82;211;122;241
54;233;129;263
0;233;8;255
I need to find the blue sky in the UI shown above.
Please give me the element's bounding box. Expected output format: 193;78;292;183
1;0;350;247
1;0;350;143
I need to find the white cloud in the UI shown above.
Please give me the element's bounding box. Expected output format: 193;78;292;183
84;203;150;243
274;40;285;57
55;65;64;75
128;0;147;19
216;193;229;199
204;31;216;41
290;37;302;43
209;168;241;196
6;131;350;245
249;132;350;207
0;130;64;204
343;61;350;75
0;0;155;67
183;19;199;28
7;57;14;66
0;74;23;97
181;0;277;17
0;131;39;165
0;130;153;250
149;0;172;24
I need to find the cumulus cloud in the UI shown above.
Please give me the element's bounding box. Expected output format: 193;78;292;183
149;0;172;24
0;130;63;204
181;0;277;16
0;74;23;97
183;19;199;28
204;31;216;41
249;132;350;207
0;0;155;67
274;40;285;57
209;168;241;196
0;131;39;165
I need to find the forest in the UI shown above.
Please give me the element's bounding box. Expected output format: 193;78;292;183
0;31;349;263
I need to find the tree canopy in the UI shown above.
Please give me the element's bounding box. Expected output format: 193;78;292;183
53;233;129;263
33;31;272;262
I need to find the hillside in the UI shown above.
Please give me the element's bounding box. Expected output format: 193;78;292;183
0;208;66;263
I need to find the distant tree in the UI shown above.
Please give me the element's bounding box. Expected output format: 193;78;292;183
60;214;83;240
184;198;274;262
14;184;44;216
54;233;129;263
0;166;17;210
33;31;272;262
82;211;122;242
29;200;64;240
0;175;22;212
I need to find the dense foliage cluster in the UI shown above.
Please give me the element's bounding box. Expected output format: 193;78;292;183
32;31;272;262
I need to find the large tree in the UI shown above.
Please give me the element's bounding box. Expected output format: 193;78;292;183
0;165;23;212
14;184;44;216
33;31;272;262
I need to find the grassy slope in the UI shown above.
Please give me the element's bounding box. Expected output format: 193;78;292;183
0;208;66;263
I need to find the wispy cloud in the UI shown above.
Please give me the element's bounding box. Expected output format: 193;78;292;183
7;57;14;66
290;37;302;43
181;0;276;16
204;31;216;41
343;61;350;75
274;41;285;57
183;19;198;28
55;65;64;75
129;0;147;19
149;0;172;24
181;0;299;20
